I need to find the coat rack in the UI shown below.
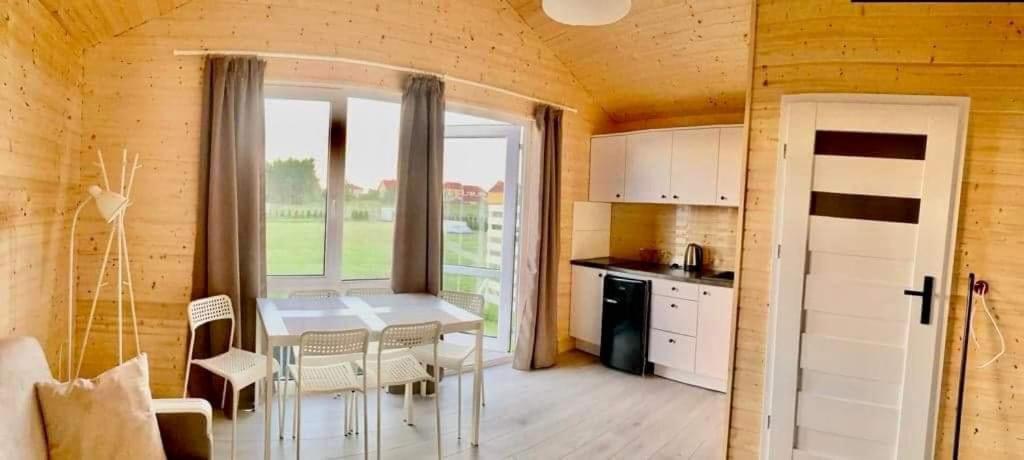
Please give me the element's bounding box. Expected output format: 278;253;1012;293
952;273;990;459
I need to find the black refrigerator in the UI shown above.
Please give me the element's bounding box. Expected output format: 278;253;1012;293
600;274;652;375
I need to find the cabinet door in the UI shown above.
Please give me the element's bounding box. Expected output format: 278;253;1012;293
589;136;626;202
716;127;743;206
624;131;673;203
695;285;734;380
670;128;720;205
570;266;606;345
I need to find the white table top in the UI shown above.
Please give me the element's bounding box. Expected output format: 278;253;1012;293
256;293;483;346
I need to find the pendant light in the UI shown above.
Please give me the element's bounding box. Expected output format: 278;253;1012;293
542;0;631;26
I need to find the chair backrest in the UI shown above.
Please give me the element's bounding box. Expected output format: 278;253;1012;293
345;287;394;297
439;290;485;315
378;321;442;353
289;289;341;300
187;295;235;334
298;329;369;363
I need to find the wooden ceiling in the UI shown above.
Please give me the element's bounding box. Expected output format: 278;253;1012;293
38;0;191;48
38;0;750;122
509;0;751;122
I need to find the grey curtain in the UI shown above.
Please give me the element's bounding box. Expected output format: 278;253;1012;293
391;75;445;294
513;105;563;370
189;55;267;413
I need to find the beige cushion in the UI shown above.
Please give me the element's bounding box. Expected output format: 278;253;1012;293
35;354;167;460
0;337;52;460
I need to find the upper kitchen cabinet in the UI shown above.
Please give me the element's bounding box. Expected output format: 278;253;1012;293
624;131;673;203
587;125;743;207
589;135;627;202
671;129;720;205
716;127;744;206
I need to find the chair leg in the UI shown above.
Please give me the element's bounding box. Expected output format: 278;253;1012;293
296;383;302;460
481;369;486;407
404;383;414;426
376;387;382;460
292;377;299;439
278;348;287;440
231;387;239;460
363;390;369;459
354;392;361;435
344;392;350;436
457;365;463;439
182;362;191;398
221;379;229;410
434;378;442;460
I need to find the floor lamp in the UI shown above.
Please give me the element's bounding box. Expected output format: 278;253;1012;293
66;149;141;381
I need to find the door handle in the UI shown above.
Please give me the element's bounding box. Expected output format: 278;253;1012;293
904;275;934;325
605;299;619;304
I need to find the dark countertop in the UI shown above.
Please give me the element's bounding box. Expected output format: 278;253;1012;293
571;257;735;288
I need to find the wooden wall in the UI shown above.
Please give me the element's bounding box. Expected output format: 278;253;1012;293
730;1;1024;458
76;0;608;396
1;0;82;374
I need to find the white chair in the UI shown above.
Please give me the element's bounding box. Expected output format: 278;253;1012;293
367;321;443;460
346;287;395;296
411;290;486;438
184;295;279;460
279;289;343;440
292;329;370;459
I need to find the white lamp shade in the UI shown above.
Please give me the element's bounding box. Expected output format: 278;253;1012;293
87;185;128;222
542;0;631;26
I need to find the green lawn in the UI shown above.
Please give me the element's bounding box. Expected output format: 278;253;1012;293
267;218;500;336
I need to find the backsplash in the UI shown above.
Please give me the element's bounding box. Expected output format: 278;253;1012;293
609;203;738;273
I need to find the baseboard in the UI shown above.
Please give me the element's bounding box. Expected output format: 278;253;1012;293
573;339;600;356
652;364;726;392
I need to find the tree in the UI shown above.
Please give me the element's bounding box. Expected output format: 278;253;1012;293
266;158;323;205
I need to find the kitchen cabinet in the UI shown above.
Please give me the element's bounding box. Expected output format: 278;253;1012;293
570;265;606;347
670;128;720;205
716;127;743;206
695;285;733;382
624;131;673;203
589;136;626;202
588;125;742;207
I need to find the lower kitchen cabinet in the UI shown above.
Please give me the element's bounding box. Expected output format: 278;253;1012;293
570;265;605;350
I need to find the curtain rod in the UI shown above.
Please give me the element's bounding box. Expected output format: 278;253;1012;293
172;49;579;114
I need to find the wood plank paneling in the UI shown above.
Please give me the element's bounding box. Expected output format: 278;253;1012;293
509;0;751;122
76;0;610;395
1;0;82;377
730;1;1024;458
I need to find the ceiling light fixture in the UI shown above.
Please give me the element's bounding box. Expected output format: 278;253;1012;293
542;0;631;26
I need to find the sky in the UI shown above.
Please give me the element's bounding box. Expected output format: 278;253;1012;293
265;97;514;191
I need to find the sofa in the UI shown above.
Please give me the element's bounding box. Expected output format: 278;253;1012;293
0;336;213;460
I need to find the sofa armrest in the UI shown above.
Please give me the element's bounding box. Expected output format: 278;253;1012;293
152;398;213;460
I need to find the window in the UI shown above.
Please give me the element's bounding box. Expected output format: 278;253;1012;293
265;98;331;276
341;98;401;280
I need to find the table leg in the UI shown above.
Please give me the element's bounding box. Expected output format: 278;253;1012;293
264;328;273;460
471;324;483;446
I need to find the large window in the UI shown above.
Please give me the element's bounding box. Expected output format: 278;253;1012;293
264;88;524;350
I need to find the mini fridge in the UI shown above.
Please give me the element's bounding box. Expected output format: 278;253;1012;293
599;274;652;375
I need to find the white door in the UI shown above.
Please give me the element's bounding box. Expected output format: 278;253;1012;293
670;128;719;205
625;131;672;202
570;266;605;346
765;95;968;460
589;136;626;202
716;126;744;206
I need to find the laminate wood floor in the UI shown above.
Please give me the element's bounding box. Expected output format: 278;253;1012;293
212;351;726;459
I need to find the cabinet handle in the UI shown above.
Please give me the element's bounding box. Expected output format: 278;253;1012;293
673;195;679;199
671;286;678;292
703;291;709;296
668;338;676;344
598;273;604;278
720;195;727;200
615;193;621;198
661;194;667;199
670;303;678;309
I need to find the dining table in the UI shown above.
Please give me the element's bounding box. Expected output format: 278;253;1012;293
256;293;485;459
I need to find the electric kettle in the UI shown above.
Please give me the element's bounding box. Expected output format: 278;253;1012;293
683;243;704;273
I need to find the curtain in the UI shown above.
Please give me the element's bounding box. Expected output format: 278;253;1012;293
391;75;445;294
513;105;563;370
189;55;267;413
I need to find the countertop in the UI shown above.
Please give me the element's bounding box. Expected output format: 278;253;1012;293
570;257;735;288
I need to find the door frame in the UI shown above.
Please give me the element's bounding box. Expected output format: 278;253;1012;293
443;124;523;352
761;93;970;459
